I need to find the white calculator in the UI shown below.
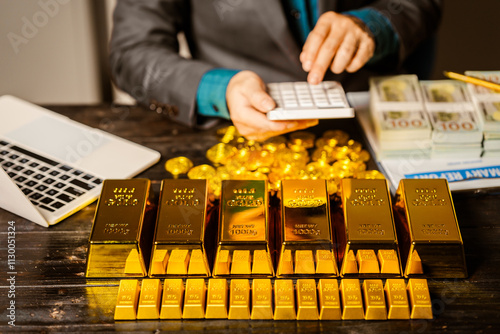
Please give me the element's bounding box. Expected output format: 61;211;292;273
266;81;354;120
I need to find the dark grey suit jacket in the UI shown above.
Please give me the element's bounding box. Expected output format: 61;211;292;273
110;0;442;128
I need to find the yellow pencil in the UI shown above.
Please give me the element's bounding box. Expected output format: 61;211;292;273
443;71;500;92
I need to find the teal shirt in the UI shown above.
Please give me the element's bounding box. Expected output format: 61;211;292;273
197;1;399;119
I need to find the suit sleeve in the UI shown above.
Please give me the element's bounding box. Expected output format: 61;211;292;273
109;0;216;128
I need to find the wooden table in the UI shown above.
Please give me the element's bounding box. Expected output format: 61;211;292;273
1;105;499;333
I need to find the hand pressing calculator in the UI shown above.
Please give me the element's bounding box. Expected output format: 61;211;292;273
266;81;354;120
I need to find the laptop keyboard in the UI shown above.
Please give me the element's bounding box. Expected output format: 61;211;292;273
0;140;102;213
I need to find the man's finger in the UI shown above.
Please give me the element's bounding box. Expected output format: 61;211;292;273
345;37;374;73
330;32;359;74
307;30;344;84
301;14;333;72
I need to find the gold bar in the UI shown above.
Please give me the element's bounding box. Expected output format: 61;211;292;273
274;279;296;320
205;278;228;319
343;250;358;274
377;249;400;274
86;179;154;278
384;279;410;319
407;279;433;319
137;279;162;319
183;279;206;319
362;279;387;320
278;179;337;278
150;179;210;277
340;279;364;320
318;279;341;320
214;180;274;277
296;279;319;320
228;279;251;319
395;179;467;278
114;279;140;320
356;250;379;274
251;279;273;320
338;179;402;278
160;278;184;319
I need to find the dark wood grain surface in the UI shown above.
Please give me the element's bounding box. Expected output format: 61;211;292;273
0;105;499;333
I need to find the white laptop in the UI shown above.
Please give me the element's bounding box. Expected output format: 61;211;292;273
0;95;161;227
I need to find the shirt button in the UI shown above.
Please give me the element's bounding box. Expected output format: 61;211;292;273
212;104;219;113
291;9;300;20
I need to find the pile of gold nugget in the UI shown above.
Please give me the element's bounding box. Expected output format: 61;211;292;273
165;126;384;197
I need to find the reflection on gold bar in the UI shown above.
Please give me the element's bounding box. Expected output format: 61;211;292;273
384;279;410;319
340;279;364;320
160;279;184;319
356;250;379;274
378;249;400;274
395;179;467;278
228;279;250;319
114;279;140;320
183;279;206;319
343;250;358;274
338;179;402;278
407;279;433;319
137;279;162;319
296;279;319;320
150;179;210;277
251;279;273;320
278;179;337;278
362;279;387;320
205;279;228;319
215;180;273;277
274;279;296;320
318;279;341;320
86;179;153;278
294;250;315;274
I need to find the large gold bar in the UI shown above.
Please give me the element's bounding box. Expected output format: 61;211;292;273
296;279;319;320
407;279;433;319
228;279;251;319
183;279;206;319
251;279;273;320
277;179;337;278
214;180;274;277
362;279;387;320
395;179;467;278
86;179;154;278
337;179;402;278
340;279;364;320
149;179;210;277
160;279;184;319
114;279;140;320
274;279;296;320
384;279;410;319
318;279;341;320
137;279;162;319
205;279;228;319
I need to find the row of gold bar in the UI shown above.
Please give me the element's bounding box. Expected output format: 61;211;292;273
86;178;466;279
115;278;433;321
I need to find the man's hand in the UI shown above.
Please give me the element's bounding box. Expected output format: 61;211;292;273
226;71;318;141
300;11;375;84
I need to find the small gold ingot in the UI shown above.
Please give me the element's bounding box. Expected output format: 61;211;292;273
407;279;433;319
150;249;169;275
343;250;358;274
384;279;410;319
318;279;341;320
188;249;209;276
274;279;296;320
296;279;319;320
114;279;140;320
408;250;424;275
183;279;206;319
124;249;144;274
356;250;379;274
137;279;162;319
378;249;400;274
340;279;364;320
279;249;293;275
316;250;336;274
251;279;273;319
231;250;251;275
294;250;315;274
252;249;273;275
166;249;190;275
228;279;250;319
362;279;387;320
205;279;228;319
160;279;184;319
215;250;231;276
